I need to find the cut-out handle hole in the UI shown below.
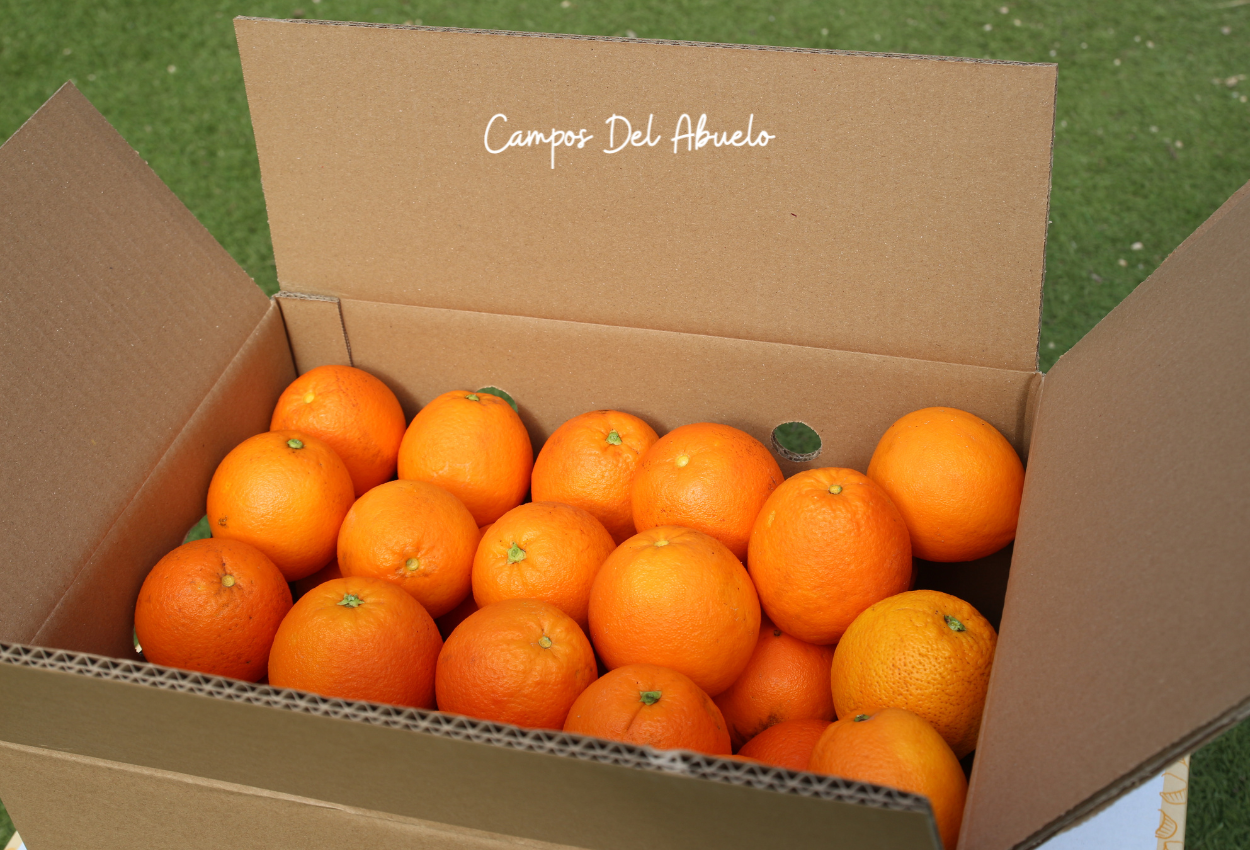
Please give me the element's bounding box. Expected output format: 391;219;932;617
477;386;518;412
771;421;822;463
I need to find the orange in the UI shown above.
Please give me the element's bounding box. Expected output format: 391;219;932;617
712;618;836;749
397;390;533;525
564;664;731;755
134;538;292;682
336;479;478;618
207;430;355;581
291;558;342;601
436;593;479;640
631;423;782;560
270;365;407;497
809;708;966;850
867;407;1024;562
268;576;442;708
435;599;597;730
737;718;831;771
830;589;997;758
747;468;912;645
473;502;615;630
588;526;760;697
531;410;660;544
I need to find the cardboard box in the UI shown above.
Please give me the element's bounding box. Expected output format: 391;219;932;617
1;18;1246;850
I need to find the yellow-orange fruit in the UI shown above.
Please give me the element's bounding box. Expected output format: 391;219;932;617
737;718;831;771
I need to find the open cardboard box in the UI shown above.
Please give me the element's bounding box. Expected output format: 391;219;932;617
0;18;1246;850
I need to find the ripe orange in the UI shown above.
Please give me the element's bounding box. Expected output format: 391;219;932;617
134;538;292;682
270;365;407;497
268;576;442;708
291;558;342;601
809;708;967;850
588;526;760;697
631;423;782;560
397;390;533;525
207;430;355;581
336;479;478;618
436;593;479;639
531;410;660;544
435;599;597;730
473;502;615;631
747;468;912;645
830;590;997;758
737;718;831;771
564;664;731;755
712;618;836;749
867;407;1024;562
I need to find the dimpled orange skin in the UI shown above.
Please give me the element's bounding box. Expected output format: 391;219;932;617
336;480;479;618
631;423;782;561
397;391;533;526
867;407;1024;563
473;502;616;631
531;410;660;544
563;664;731;755
830;590;997;758
207;430;355;581
747;468;912;645
588;526;760;697
809;708;967;850
435;599;598;730
270;365;407;498
713;618;836;749
135;538;292;682
268;576;442;709
737;718;832;771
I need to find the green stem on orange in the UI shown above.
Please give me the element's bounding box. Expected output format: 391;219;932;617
639;691;662;706
945;615;966;632
538;636;552;649
338;593;364;608
606;430;623;446
286;438;304;449
507;543;527;564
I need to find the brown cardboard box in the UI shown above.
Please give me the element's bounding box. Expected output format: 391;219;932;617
1;19;1247;850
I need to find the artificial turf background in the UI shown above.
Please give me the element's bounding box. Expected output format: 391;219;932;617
2;0;1248;845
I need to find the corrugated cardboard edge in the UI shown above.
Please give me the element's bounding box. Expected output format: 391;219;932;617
273;291;353;373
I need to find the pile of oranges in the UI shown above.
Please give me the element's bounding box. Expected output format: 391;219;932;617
134;365;1025;849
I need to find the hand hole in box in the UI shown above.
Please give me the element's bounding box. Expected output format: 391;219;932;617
771;421;822;463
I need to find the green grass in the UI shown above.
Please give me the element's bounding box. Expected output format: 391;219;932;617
2;0;1248;846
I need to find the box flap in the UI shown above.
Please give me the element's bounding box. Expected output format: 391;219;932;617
0;85;271;645
236;19;1055;372
962;179;1250;849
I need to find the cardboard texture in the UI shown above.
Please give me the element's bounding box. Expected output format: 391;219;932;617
273;291;353;373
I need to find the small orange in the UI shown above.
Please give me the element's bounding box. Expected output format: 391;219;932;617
291;558;342;601
809;708;967;850
830;590;997;758
747;468;912;645
336;480;478;618
270;365;407;497
867;407;1024;562
713;618;836;749
397;390;533;525
564;664;731;755
531;410;660;544
588;526;760;697
134;538;292;682
473;502;616;631
207;430;355;581
737;718;831;771
435;599;597;730
269;576;442;708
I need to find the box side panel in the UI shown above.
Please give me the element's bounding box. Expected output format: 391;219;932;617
236;19;1054;372
274;292;353;373
962;180;1250;849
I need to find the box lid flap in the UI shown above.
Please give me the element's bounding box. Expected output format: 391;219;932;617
961;180;1250;849
236;19;1055;372
0;85;270;644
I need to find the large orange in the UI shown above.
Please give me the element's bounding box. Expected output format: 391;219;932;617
563;664;731;755
737;718;831;771
270;365;407;497
830;590;997;758
135;538;292;682
588;526;760;697
867;407;1024;562
336;479;478;618
809;708;966;850
397;390;533;525
473;502;616;631
712;618;836;749
207;430;355;581
531;410;660;544
747;468;912;645
631;423;782;560
269;576;442;708
435;599;597;730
